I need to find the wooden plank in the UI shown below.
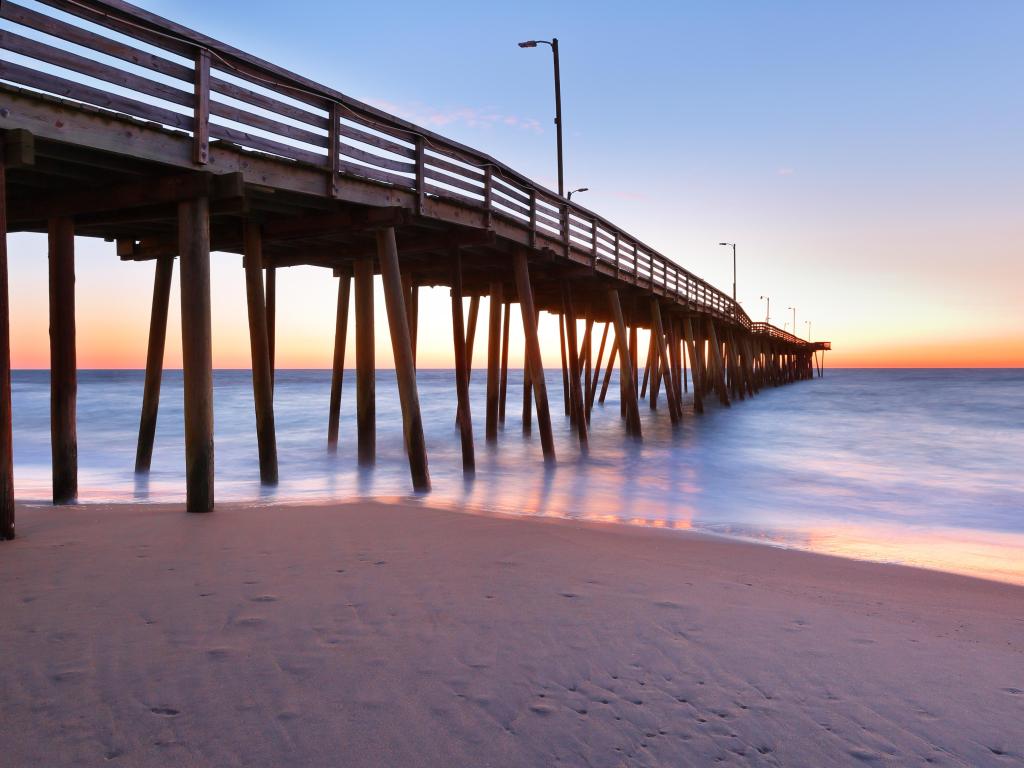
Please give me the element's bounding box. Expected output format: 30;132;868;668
209;99;328;148
134;254;173;473
377;227;430;491
513;251;554;462
0;160;13;539
562;283;588;445
212;75;329;129
450;251;474;472
354;256;375;465
337;121;415;159
327;270;350;451
178;196;214;512
48;216;76;504
340;141;416;173
243;222;278;484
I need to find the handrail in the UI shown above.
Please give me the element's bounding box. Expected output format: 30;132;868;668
0;0;810;346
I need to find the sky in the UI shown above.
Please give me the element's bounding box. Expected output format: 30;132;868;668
5;0;1022;368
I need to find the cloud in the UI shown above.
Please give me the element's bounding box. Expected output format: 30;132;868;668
371;100;542;134
777;167;796;176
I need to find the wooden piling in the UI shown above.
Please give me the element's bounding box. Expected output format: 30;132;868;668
558;313;571;417
327;270;351;451
178;197;214;513
513;251;555;462
588;322;609;415
0;162;14;539
599;335;616;405
706;319;730;407
48;217;77;505
377;227;429;491
609;290;642;437
242;222;278;484
683;316;704;414
134;254;173;473
450;251;474;472
499;301;510;424
486;282;503;442
650;300;681;423
265;266;276;386
354;256;375;466
562;283;588;445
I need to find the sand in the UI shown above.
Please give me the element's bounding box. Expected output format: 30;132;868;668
1;500;1022;767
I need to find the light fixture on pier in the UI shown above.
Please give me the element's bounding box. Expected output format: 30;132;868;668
567;187;588;201
718;242;737;303
518;37;564;197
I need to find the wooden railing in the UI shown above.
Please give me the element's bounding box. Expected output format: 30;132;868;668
0;0;807;345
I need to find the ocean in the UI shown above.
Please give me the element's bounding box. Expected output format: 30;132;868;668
10;368;1024;585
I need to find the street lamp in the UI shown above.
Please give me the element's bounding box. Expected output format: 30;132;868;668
804;320;812;341
566;187;588;201
518;38;564;197
718;242;736;303
760;295;770;324
787;306;796;336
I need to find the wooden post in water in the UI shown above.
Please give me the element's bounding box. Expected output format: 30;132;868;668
562;283;588;445
265;266;276;386
450;251;474;472
48;217;77;505
499;301;510;424
609;290;642;437
0;161;14;539
599;335;616;405
706;319;730;407
558;313;571;417
242;222;278;484
465;295;480;380
486;282;503;442
513;251;555;462
401;271;419;369
354;256;375;466
178;197;214;512
588;322;609;415
580;315;593;422
683;316;704;414
650;300;681;423
377;227;429;491
135;254;173;473
327;270;351;451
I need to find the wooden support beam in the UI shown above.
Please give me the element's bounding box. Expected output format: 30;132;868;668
265;266;276;385
377;227;429;491
354;256;375;466
243;222;278;484
706;319;731;407
134;254;173;473
609;290;642;437
650;300;681;424
588;322;609;415
485;282;503;442
640;330;654;400
48;216;76;504
558;312;571;417
327;270;351;451
683;317;703;414
499;301;510;425
521;308;538;435
562;283;588;445
178;197;214;512
0;160;14;539
513;251;555;462
465;295;480;381
599;335;616;405
450;251;474;472
401;270;418;369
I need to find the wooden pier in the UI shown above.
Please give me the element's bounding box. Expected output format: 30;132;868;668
0;0;829;538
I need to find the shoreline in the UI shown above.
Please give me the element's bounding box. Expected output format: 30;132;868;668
13;493;1024;589
3;499;1022;766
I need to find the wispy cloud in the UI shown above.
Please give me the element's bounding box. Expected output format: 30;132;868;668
777;167;796;176
371;100;543;134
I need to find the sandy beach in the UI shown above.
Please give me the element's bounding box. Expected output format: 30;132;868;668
1;500;1021;767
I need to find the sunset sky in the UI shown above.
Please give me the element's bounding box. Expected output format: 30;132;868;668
6;0;1022;368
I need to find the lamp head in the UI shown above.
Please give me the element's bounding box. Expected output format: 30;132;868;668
518;40;538;48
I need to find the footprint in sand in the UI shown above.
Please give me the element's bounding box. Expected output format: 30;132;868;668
250;595;278;603
235;617;265;627
529;701;554;715
1001;687;1022;695
150;707;179;717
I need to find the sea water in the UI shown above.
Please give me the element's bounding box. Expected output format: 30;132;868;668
10;368;1024;585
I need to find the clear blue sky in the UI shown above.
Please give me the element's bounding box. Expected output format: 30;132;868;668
7;0;1022;366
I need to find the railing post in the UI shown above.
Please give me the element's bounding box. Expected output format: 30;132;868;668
590;219;598;269
529;190;537;248
562;201;571;257
483;166;493;229
614;231;620;278
414;136;425;215
328;103;341;197
192;48;210;165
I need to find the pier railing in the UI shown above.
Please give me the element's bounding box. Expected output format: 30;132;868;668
0;0;811;342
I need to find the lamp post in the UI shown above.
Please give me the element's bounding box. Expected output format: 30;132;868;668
566;187;588;201
518;38;564;197
805;320;812;341
787;307;796;336
760;295;770;324
718;242;736;303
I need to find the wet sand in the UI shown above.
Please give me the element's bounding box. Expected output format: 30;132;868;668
1;500;1022;766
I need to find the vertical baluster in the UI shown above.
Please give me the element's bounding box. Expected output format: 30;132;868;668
192;48;210;165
